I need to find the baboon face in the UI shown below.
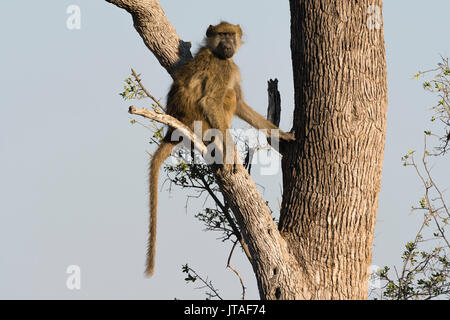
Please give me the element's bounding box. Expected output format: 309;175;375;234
206;22;242;60
215;32;238;59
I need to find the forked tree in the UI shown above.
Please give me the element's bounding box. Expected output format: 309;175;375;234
106;0;388;299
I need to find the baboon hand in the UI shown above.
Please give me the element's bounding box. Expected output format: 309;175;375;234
279;130;295;142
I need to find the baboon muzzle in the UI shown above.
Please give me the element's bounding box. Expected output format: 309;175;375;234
218;43;234;59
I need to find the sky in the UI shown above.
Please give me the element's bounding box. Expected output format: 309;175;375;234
0;0;449;299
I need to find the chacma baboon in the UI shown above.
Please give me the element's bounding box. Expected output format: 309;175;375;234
146;22;293;277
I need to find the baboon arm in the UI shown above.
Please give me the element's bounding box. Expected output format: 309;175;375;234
234;84;294;141
237;100;295;141
236;100;278;131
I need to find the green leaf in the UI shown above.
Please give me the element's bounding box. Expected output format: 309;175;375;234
423;81;431;88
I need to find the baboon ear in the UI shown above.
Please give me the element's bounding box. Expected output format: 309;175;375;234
236;24;243;38
206;25;215;37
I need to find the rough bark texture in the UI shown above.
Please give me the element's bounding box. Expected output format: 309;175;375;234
106;0;192;76
279;0;388;299
109;0;388;300
215;167;309;299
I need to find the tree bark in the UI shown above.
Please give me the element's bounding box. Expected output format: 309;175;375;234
279;0;388;299
106;0;192;76
108;0;388;300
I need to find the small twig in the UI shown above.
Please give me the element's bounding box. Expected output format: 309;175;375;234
184;266;223;300
129;117;162;145
226;240;246;300
199;175;252;261
131;68;167;112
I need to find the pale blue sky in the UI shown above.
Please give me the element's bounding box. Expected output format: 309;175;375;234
0;0;449;299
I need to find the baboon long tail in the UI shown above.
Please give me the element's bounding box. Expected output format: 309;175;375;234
145;141;175;277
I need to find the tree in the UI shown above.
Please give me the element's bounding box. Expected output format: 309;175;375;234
106;0;388;299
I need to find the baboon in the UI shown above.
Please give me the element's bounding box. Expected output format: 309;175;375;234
146;22;293;277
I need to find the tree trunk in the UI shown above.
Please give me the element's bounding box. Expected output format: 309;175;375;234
107;0;388;300
278;0;388;299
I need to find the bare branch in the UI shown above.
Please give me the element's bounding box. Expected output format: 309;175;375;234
182;264;223;300
267;79;281;127
128;105;207;156
226;240;246;300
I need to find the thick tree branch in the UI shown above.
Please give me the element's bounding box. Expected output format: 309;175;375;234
106;0;192;76
216;166;308;299
128;106;207;155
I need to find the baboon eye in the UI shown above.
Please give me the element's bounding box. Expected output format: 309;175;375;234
218;32;235;38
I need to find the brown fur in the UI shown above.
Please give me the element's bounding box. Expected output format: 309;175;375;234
145;140;175;277
145;22;293;277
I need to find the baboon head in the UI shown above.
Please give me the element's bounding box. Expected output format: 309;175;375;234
206;22;243;59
